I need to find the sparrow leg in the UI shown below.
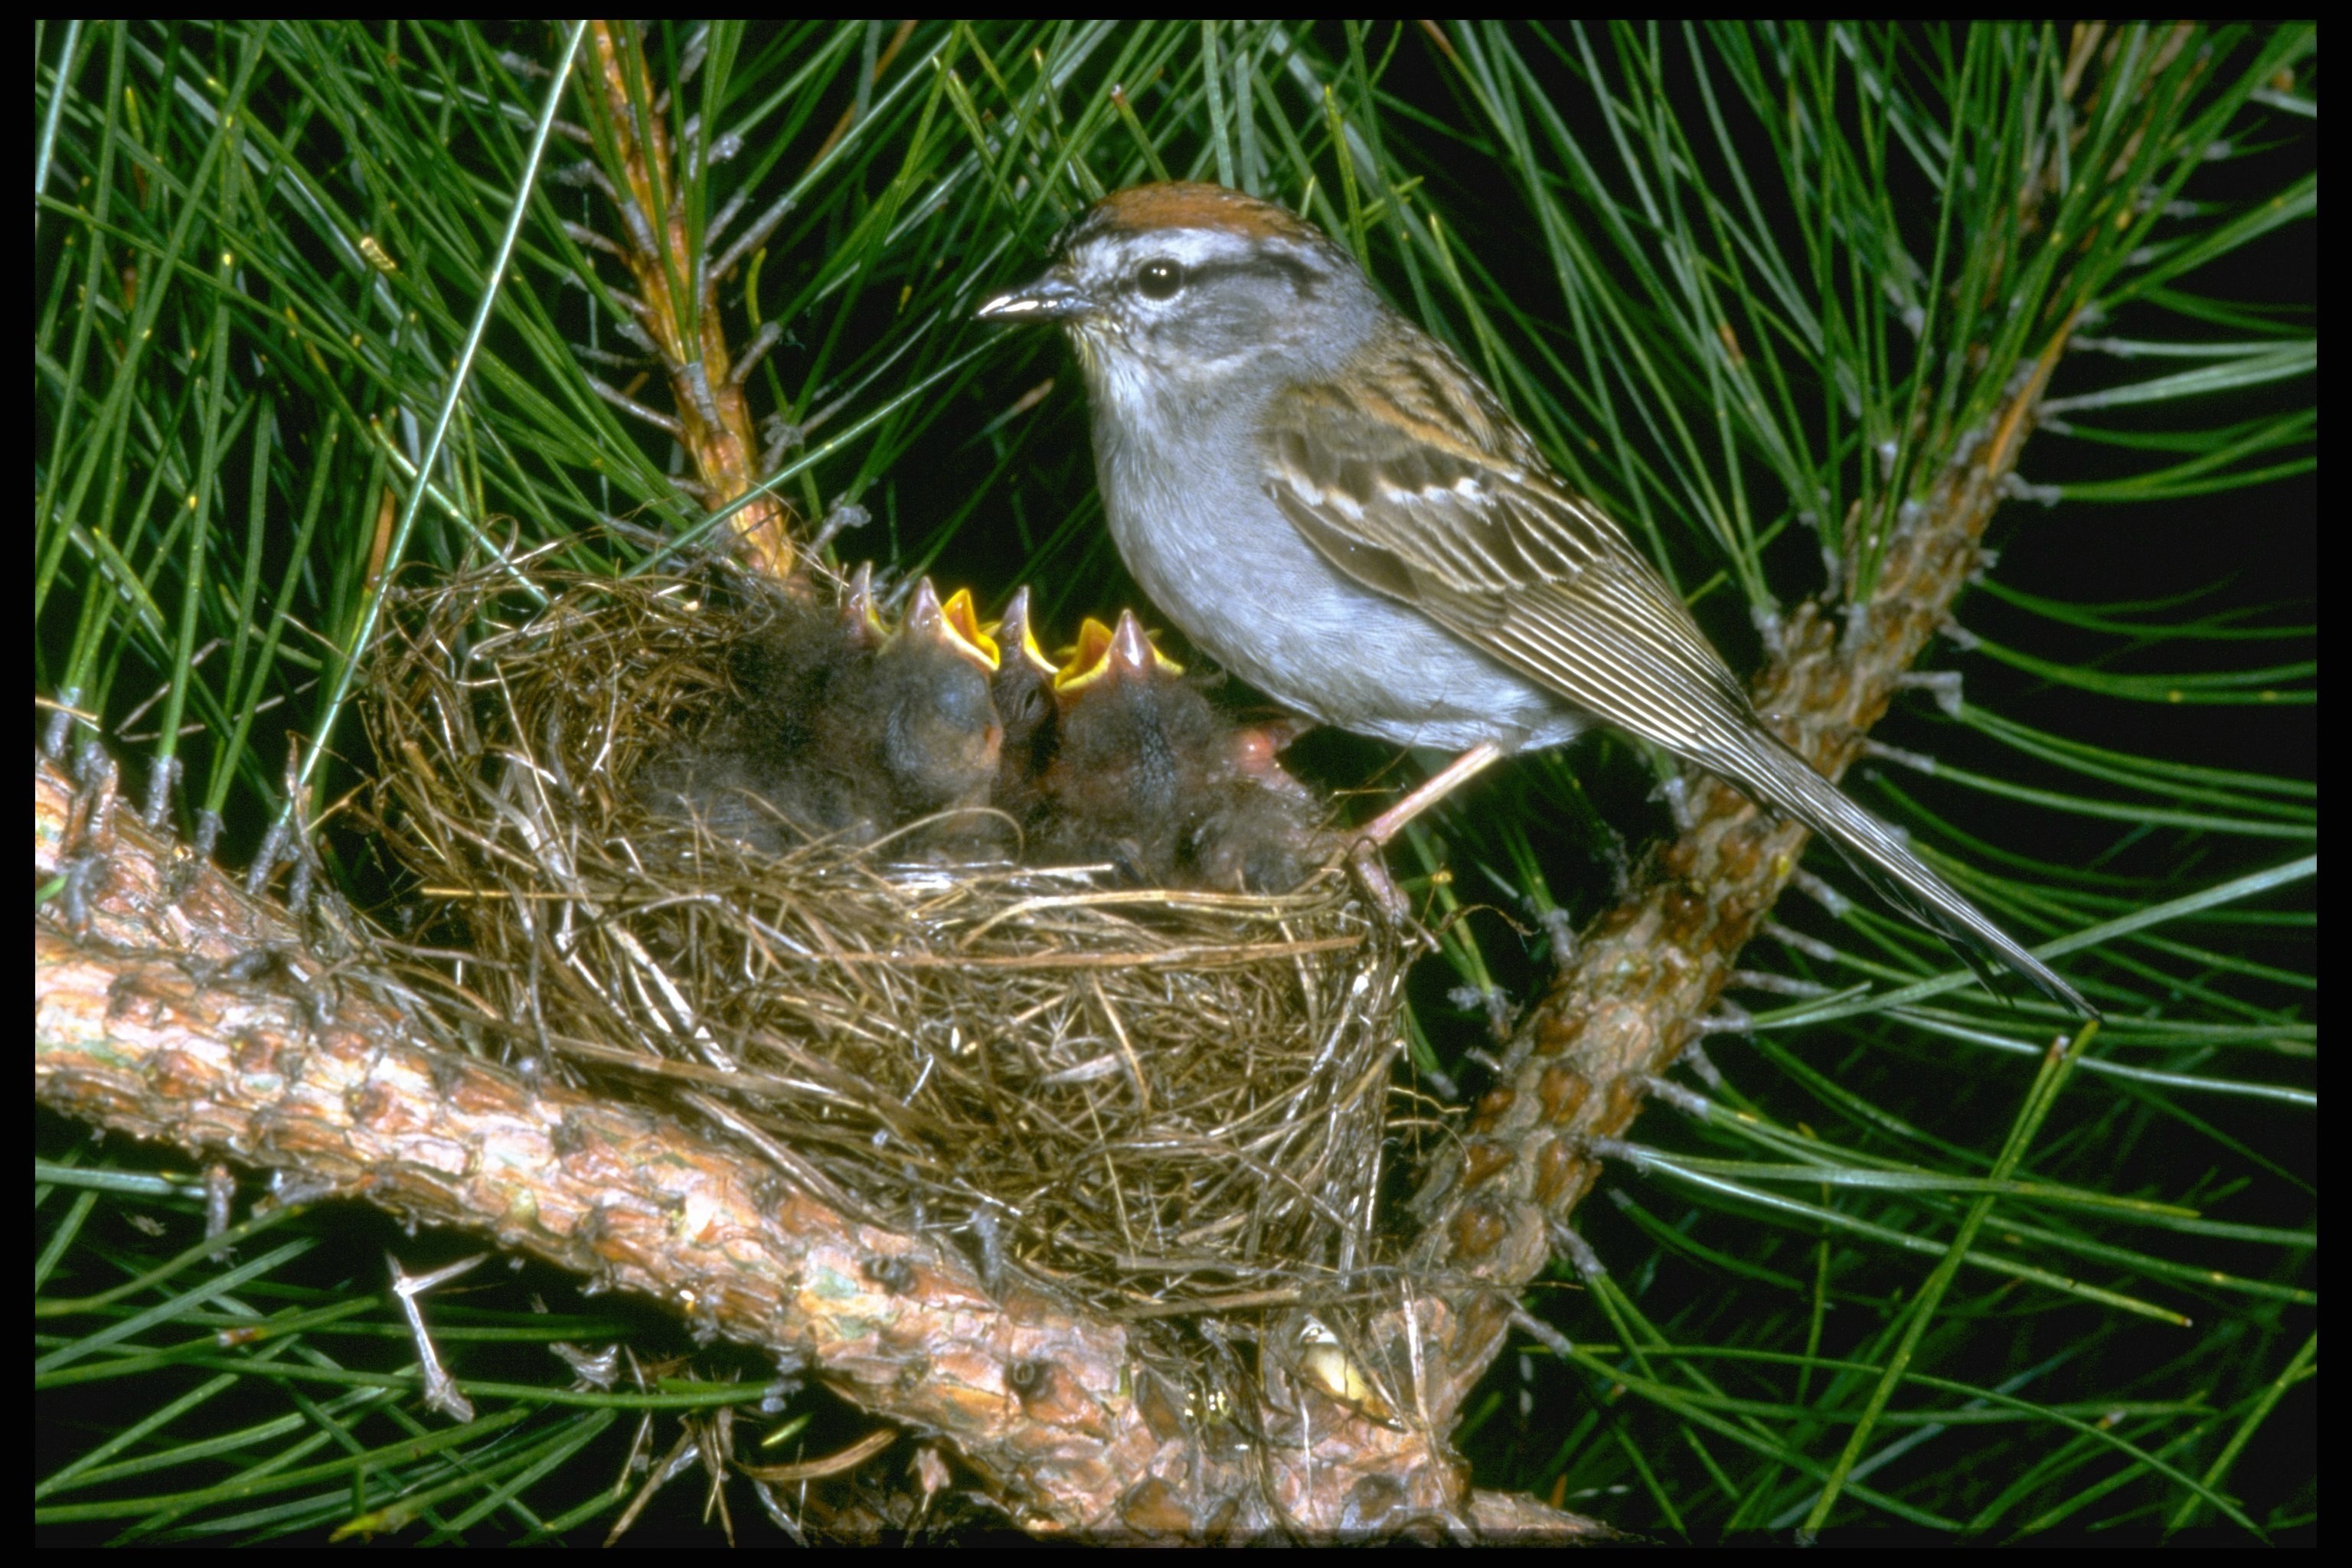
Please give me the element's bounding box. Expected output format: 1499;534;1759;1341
1344;741;1507;918
1355;741;1504;847
1345;839;1410;920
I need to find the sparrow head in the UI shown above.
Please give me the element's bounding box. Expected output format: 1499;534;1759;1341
978;182;1383;397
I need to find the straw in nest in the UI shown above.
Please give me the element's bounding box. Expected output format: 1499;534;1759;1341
362;550;1419;1316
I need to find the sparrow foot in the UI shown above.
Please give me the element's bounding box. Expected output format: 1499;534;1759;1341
1357;740;1505;847
1345;837;1409;922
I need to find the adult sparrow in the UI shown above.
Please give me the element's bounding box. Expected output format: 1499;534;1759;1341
980;181;2089;1011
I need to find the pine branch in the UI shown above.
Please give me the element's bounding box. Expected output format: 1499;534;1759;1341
34;749;1614;1540
574;21;801;578
1403;305;2086;1426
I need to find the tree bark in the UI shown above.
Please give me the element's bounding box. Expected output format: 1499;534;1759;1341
34;750;1609;1540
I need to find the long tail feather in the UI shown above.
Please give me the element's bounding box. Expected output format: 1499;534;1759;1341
1710;733;2095;1016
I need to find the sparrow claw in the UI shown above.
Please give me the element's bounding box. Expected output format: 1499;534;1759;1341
1345;836;1409;921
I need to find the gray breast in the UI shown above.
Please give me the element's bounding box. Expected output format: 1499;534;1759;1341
1094;426;1585;754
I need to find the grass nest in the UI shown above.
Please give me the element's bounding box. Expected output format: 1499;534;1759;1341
362;545;1416;1315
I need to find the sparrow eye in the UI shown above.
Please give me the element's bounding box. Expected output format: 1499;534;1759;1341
1135;259;1186;301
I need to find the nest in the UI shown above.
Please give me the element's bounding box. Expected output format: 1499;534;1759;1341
362;547;1414;1314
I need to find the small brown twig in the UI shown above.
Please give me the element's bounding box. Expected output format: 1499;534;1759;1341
580;21;798;580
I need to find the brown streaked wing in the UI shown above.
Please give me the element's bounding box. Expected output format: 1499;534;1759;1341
1265;362;1759;755
1267;385;1586;600
1462;560;1759;753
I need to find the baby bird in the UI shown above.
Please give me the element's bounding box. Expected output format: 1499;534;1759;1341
1181;763;1331;894
858;580;1008;850
1031;611;1203;883
987;586;1063;832
639;571;1005;855
1033;612;1329;890
635;582;867;851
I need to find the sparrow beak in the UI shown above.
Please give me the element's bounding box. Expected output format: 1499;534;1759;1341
977;272;1089;323
1054;611;1183;694
900;578;1001;674
988;586;1060;678
841;561;887;648
937;586;1003;672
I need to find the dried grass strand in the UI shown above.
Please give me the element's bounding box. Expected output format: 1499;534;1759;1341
361;554;1416;1317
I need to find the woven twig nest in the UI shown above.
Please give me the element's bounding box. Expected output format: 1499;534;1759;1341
363;547;1414;1313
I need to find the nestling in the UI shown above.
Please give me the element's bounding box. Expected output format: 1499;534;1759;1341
986;585;1063;831
1031;611;1330;891
1029;611;1207;884
861;578;1008;840
634;587;867;851
639;574;1005;854
980;181;2090;1011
